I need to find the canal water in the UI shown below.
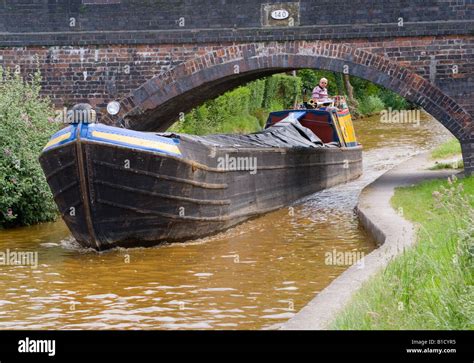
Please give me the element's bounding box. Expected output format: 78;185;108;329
0;112;450;330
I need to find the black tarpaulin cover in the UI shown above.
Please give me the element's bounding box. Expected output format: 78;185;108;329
162;119;325;149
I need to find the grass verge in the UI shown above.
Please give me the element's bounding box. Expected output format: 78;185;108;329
431;138;462;159
429;160;464;171
332;176;474;329
429;138;463;170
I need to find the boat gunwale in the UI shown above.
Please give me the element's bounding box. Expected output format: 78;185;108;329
41;135;361;157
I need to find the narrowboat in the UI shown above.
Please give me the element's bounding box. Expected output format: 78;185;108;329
39;97;362;250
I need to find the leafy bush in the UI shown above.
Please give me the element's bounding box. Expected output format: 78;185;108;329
170;85;262;135
266;99;285;113
208;86;252;126
170;73;301;135
350;75;381;100
0;69;60;228
356;95;385;116
378;87;412;110
263;74;302;109
248;79;265;112
253;108;269;128
218;114;261;134
171;105;212;135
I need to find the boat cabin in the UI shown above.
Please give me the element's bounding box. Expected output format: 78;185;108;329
265;96;358;148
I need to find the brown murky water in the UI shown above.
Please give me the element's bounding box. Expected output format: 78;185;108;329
0;112;450;329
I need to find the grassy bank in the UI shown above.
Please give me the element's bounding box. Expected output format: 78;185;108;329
429;138;464;170
332;176;474;329
432;138;462;159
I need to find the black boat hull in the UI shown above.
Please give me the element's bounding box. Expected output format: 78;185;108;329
40;135;361;250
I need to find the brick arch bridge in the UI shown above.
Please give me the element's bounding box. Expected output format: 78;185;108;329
107;41;472;139
104;40;473;173
0;0;473;173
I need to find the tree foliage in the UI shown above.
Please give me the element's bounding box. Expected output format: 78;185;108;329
0;69;60;228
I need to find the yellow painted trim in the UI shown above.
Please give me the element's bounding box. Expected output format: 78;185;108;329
338;114;357;144
331;114;346;147
43;132;71;150
91;131;181;155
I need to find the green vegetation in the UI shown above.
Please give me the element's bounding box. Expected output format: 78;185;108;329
171;70;415;135
332;176;474;329
356;95;385;116
0;69;60;228
428;138;463;170
297;69;412;117
431;138;462;159
429;160;464;171
170;75;301;135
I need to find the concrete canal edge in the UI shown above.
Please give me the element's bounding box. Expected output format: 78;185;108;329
278;151;460;330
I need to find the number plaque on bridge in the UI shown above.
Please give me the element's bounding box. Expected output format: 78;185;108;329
271;9;289;20
262;2;300;27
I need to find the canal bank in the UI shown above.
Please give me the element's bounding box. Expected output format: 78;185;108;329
279;151;461;330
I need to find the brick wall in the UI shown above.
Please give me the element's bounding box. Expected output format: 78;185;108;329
0;0;472;45
1;37;472;116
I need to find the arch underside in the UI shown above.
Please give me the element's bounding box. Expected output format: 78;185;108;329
123;68;293;131
105;42;472;152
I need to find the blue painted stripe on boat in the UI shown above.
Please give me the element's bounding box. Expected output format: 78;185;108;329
42;125;76;151
83;123;182;156
86;124;179;146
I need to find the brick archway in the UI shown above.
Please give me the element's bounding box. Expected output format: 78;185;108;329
103;41;473;173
